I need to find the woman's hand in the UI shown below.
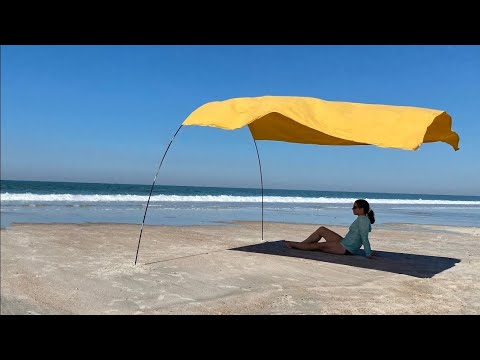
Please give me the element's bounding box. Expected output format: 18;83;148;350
367;252;379;259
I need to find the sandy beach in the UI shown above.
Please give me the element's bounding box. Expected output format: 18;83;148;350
1;221;479;314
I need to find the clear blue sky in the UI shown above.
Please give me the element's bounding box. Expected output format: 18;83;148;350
1;45;479;196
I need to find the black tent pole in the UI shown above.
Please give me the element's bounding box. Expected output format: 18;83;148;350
252;138;264;241
134;125;183;265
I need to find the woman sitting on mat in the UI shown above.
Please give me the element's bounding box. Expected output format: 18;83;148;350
284;199;378;259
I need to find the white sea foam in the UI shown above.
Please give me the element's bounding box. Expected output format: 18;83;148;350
1;193;479;205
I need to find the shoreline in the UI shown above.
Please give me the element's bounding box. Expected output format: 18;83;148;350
1;222;479;314
3;219;480;231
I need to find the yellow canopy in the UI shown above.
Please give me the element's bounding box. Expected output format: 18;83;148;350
182;96;459;151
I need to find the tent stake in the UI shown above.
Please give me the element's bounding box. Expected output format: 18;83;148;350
134;125;183;265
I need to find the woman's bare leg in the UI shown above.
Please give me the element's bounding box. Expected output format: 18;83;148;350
303;226;343;243
284;241;346;255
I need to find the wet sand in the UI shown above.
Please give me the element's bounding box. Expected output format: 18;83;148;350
1;221;479;314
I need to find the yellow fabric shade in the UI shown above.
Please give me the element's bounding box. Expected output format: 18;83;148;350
182;96;459;151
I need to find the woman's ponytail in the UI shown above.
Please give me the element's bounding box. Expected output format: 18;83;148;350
367;209;375;224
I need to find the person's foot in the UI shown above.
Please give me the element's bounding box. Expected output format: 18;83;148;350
283;240;293;249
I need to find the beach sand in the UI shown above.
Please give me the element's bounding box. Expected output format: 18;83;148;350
1;221;479;314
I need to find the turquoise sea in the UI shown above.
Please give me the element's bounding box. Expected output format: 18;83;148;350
1;180;479;229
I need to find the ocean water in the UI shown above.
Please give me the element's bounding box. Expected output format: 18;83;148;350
1;180;480;229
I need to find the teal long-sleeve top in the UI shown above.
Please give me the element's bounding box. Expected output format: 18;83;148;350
340;215;373;256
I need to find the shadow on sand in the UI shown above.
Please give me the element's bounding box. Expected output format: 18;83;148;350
229;240;460;278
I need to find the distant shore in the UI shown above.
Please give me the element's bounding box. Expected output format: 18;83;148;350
1;221;479;314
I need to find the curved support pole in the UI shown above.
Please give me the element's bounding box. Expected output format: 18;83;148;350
252;138;264;241
134;125;183;265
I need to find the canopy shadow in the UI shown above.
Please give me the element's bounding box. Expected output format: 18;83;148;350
229;240;460;278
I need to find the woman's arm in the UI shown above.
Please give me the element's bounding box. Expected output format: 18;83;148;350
358;218;373;257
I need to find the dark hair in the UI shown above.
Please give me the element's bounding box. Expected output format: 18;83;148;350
355;199;375;224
